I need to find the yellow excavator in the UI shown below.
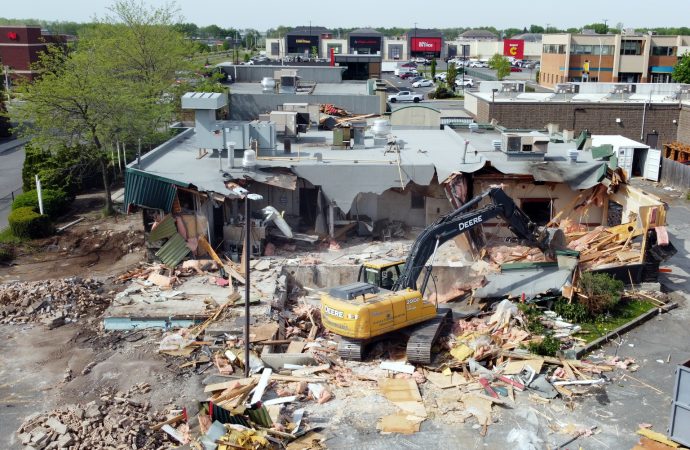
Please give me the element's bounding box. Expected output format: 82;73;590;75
320;187;566;363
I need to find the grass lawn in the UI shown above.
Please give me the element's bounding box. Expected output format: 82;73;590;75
0;227;22;245
577;299;656;343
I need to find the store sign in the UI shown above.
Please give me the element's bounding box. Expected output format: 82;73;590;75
353;39;379;45
7;32;18;41
411;37;441;52
295;39;311;44
503;39;524;59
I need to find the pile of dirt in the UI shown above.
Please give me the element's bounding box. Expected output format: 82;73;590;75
16;383;172;449
0;277;110;325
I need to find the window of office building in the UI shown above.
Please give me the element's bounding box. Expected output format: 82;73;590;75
652;46;677;56
271;42;280;55
572;44;614;55
620;40;643;55
543;44;566;54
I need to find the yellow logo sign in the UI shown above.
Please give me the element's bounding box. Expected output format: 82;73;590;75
509;46;518;56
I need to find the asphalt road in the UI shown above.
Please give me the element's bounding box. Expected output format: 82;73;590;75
0;141;25;229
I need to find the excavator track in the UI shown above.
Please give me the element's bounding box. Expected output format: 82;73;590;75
337;338;365;361
406;308;453;364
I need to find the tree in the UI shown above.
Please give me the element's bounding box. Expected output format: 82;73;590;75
13;0;192;215
489;53;511;80
430;58;436;80
529;25;545;34
446;62;457;92
503;28;523;38
673;52;690;83
582;23;609;34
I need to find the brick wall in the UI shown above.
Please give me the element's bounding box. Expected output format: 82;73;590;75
678;105;690;146
477;99;680;146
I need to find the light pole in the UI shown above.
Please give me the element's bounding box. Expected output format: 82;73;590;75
243;192;263;377
597;37;603;83
413;22;417;61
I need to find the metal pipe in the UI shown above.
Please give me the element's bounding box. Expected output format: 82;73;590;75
244;198;251;377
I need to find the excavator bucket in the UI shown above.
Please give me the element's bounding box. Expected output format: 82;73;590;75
540;227;567;259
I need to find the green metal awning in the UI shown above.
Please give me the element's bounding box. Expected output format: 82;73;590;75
575;130;588;150
124;168;188;213
155;233;191;267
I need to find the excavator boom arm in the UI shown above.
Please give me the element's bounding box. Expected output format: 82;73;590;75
393;187;556;292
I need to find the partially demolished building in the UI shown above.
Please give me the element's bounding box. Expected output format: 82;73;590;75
124;92;672;302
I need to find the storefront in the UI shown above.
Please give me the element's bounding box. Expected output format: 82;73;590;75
408;29;443;60
285;27;331;58
349;29;383;55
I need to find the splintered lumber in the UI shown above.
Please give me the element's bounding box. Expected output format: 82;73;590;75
500;351;613;372
256;373;327;383
199;235;246;284
636;428;680;448
212;379;258;403
250;368;273;404
204;377;254;393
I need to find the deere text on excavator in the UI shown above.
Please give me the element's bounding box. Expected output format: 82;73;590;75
320;187;566;363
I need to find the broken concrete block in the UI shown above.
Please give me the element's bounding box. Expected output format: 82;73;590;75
45;417;67;435
42;315;65;330
84;403;101;419
26;298;47;315
56;433;73;447
18;432;32;444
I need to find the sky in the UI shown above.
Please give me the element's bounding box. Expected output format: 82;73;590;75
3;0;689;30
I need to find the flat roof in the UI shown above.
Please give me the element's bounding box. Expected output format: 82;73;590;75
229;82;370;96
131;122;607;212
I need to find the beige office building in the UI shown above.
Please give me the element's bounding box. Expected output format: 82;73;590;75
540;33;690;88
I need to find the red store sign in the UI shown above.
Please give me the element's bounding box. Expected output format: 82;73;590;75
411;37;441;52
7;32;19;40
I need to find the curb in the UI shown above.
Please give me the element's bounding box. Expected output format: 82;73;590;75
0;137;28;155
573;302;678;359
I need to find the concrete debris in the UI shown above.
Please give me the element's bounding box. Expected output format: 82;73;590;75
0;277;109;325
16;384;168;449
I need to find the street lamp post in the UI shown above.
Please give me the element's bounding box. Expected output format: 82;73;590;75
243;192;263;377
597;37;603;83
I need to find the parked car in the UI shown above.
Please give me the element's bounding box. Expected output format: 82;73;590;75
469;60;488;68
435;72;447;81
408;76;424;83
399;71;418;79
455;78;474;88
387;91;424;103
412;79;434;88
510;66;523;72
401;62;418;68
412;57;430;65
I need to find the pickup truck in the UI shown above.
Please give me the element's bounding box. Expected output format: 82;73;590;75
387;91;424;103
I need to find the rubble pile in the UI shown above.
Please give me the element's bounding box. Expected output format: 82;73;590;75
0;277;109;325
16;384;170;450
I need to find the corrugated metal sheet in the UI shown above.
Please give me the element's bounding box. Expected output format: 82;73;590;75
125;169;187;213
155;233;190;267
149;215;177;242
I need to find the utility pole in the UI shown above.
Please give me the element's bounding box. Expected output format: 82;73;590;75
602;19;608;34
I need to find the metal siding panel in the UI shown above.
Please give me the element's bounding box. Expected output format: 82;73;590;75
644;149;662;182
148;215;177;241
155;233;191;267
124;170;180;212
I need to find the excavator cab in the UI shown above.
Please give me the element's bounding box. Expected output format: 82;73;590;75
357;259;406;290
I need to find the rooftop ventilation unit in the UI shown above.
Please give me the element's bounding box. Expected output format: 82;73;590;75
555;83;580;94
500;82;525;93
612;84;636;94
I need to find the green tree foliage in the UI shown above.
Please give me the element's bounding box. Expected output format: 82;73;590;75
502;28;523;38
673;53;690;84
582;23;609;34
489;53;511;80
173;22;199;37
21;142;98;197
0;78;10;138
13;0;193;215
446;62;457;91
529;25;545;33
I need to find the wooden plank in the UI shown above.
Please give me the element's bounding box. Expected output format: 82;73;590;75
250;368;273;404
286;341;307;354
292;364;330;377
636;428;680;448
204;377;254;393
